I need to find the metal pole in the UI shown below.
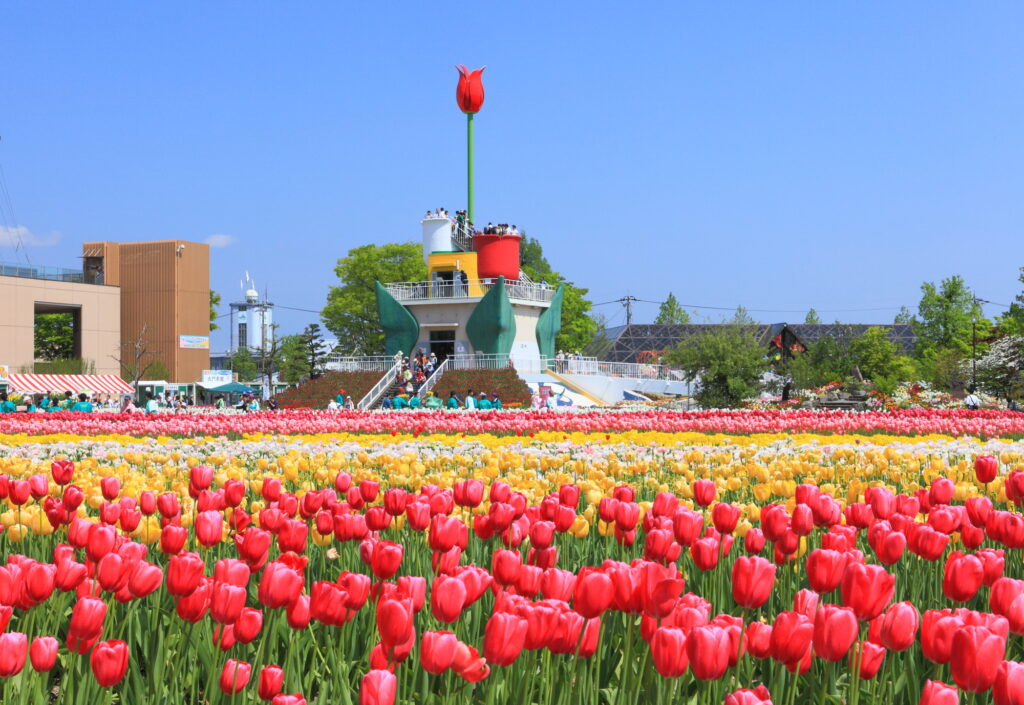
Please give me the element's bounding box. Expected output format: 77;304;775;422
972;318;977;390
467;112;474;224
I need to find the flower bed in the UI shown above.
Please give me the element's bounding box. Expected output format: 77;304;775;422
0;431;1023;703
273;371;383;409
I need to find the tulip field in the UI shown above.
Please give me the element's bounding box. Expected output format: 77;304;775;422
2;412;1024;703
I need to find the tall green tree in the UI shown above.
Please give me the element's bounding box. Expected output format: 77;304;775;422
655;293;691;325
913;275;985;357
210;290;222;332
788;325;856;389
302;324;329;379
278;335;309;385
322;242;427;354
228;348;258;381
665;321;769;408
803;308;822;325
997;267;1024;336
34;313;75;360
519;236;596;352
849;326;918;393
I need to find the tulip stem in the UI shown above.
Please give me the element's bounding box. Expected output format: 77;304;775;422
467;112;475;225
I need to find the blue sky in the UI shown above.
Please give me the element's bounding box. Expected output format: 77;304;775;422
2;2;1022;349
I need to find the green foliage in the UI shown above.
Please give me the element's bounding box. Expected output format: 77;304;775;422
655;293;690;325
278;334;309;386
788;327;856;389
228;348;258;382
302;324;329;379
31;358;96;375
210;291;222;332
322;242;427;354
913;275;986;358
849;326;918;394
34;313;75;360
803;308;822;325
140;359;170;381
996;267;1024;336
519;236;596;352
665;322;769;408
583;313;616;359
918;347;967;392
894;306;914;325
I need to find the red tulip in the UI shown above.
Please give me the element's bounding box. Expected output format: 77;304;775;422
90;639;129;687
712;502;741;534
51;459;75;485
492;549;522;587
841;563;895;621
220;659;252;694
210;582;247;624
29;636;58;672
686;625;731;680
943;552;984;602
745;621;774;659
878;601;919;651
0;632;27;677
258;665;285;700
68;596;107;643
813;604;858;662
725;686;773;705
950;625;1006;693
693;479;716;507
259;561;304;609
360;669;397;705
455;65;485;114
975;455;998;484
431;575;467;623
128;561;163;598
732;556;776;609
770;611;813;665
272;695;307;705
994;660;1024;705
849;640;886;679
483;612;528;666
376;596;414;648
743;528;766;554
195;510;224;547
650;627;688;677
420;630;459;674
919;680;959;705
806;549;848;594
235;607;264;643
573;570;614;618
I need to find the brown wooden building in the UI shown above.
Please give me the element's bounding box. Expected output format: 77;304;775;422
82;240;210;382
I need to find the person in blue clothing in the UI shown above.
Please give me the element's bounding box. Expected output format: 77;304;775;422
492;392;503;410
0;392;16;413
71;393;94;413
446;390;460;409
408;394;422;410
381;395;393;410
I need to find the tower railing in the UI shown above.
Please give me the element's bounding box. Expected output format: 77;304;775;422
384;278;555;304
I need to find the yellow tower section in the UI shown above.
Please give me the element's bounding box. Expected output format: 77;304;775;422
426;252;485;297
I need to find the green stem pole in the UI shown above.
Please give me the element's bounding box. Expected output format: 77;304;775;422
467;112;475;225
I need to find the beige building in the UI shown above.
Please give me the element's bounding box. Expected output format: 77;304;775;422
0;270;122;375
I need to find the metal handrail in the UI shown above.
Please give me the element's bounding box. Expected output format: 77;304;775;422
324;355;396;372
358;360;402;410
417;358;449;399
384;279;555;304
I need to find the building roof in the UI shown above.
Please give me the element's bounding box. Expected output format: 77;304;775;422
595;323;916;363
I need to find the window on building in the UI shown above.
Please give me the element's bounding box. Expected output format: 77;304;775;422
238;323;248;348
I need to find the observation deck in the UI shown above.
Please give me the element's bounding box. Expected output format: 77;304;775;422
383;277;555;307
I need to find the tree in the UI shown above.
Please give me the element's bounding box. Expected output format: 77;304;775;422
894;306;914;325
228;347;258;382
34;312;75;360
665;323;769;408
788;326;857;390
655;293;690;325
302;324;328;379
849;327;918;394
114;324;164;386
322;242;427;354
971;335;1024;400
914;275;985;357
996;267;1024;336
210;290;222;332
255;324;284;391
520;236;597;352
804;309;822;325
278;335;309;386
584;313;616;360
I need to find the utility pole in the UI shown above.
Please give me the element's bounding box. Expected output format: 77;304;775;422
971;296;979;392
623;295;638;326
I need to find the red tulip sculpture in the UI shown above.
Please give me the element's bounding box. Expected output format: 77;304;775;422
455;64;486;225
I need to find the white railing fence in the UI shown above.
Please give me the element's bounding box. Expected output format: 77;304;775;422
358;360;402;410
384;279;556;304
416;358;450;399
445;354;678;381
324;355;396;373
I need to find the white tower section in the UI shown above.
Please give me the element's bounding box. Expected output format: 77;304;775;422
229;274;275;353
421;215;453;265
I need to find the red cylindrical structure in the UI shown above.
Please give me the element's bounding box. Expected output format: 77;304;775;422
473;232;521;280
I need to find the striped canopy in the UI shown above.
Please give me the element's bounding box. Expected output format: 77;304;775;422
7;374;134;395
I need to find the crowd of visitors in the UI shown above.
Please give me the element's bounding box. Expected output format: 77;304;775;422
381;388;503;411
482;223;518;235
0;390;126;413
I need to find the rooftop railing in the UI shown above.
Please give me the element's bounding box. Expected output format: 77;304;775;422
323;355;397;373
384;278;556;304
0;262;85;284
446;354;679;380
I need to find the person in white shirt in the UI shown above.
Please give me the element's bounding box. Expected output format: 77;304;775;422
145;394;159;414
964;389;981;410
327;399;340;411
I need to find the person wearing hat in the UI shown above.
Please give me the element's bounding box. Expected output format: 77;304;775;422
408;393;422;410
424;390;442;409
446;390;460;410
477;392;493;411
492;392;502;410
335;389;347;406
392;393;408;410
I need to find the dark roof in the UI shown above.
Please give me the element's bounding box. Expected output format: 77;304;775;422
597;323;916;363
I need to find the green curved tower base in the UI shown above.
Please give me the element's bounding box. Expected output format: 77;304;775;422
535;283;565;365
466;276;516;357
375;281;420;357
